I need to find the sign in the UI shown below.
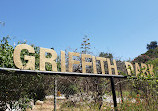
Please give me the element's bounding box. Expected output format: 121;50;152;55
13;44;154;76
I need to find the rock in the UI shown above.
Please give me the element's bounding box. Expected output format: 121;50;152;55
35;100;44;105
45;95;54;100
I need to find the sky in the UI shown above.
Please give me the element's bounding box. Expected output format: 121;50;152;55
0;0;158;60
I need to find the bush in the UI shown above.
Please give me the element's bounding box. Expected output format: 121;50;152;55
133;54;150;63
0;37;54;110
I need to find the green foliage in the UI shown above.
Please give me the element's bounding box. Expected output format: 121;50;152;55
147;41;157;50
134;41;158;63
81;35;91;54
147;58;158;71
99;52;113;59
124;41;158;110
0;37;55;110
116;67;158;111
133;54;150;63
118;98;157;111
0;37;14;68
58;79;78;98
145;47;158;58
1;35;158;110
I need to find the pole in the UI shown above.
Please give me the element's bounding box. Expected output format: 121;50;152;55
119;79;123;103
110;77;117;111
54;76;57;111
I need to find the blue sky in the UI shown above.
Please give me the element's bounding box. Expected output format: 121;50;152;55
0;0;158;60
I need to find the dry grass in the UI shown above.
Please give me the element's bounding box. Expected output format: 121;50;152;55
26;99;113;111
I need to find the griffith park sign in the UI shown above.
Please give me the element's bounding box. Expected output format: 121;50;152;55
13;44;154;76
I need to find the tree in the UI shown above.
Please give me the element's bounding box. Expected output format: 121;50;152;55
0;37;55;110
81;35;91;54
99;52;113;59
133;54;151;63
147;41;157;50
